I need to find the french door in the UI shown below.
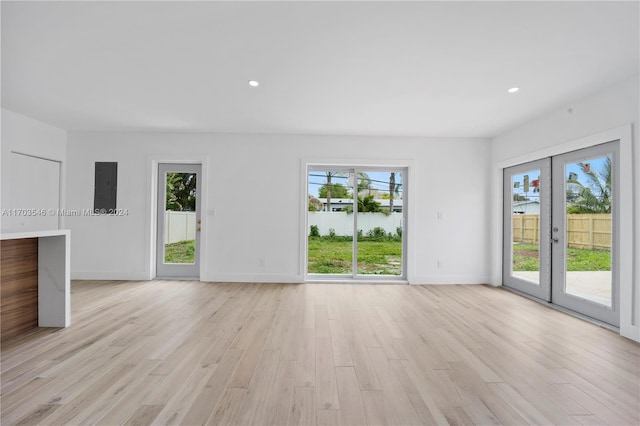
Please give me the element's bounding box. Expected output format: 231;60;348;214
307;166;406;280
156;163;201;279
504;142;619;326
503;158;551;301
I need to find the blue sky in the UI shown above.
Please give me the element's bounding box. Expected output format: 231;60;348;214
308;171;403;198
512;156;609;201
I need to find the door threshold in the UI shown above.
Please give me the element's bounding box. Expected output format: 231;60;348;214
155;277;200;281
501;286;618;332
306;279;408;285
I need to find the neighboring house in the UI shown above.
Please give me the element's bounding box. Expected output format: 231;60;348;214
318;198;403;212
513;200;540;215
318;198;352;211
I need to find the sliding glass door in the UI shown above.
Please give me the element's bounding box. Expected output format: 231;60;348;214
307;166;406;280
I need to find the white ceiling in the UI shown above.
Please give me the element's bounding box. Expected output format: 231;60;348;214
2;1;638;138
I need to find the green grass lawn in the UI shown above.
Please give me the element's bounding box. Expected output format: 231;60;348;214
167;239;607;273
165;240;195;264
307;238;402;275
513;243;610;271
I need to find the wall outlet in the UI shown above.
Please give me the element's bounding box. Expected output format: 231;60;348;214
260;258;266;267
437;260;442;268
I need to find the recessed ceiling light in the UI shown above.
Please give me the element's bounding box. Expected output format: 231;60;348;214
508;87;520;94
248;80;259;87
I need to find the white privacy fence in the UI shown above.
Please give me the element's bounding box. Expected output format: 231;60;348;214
308;212;403;236
164;211;402;243
165;211;196;244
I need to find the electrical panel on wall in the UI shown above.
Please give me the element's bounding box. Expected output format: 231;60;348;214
94;162;117;213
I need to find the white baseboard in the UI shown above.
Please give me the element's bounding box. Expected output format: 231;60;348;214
71;271;149;281
409;275;490;285
201;273;304;284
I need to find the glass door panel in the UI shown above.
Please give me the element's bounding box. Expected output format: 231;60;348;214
164;172;197;264
307;168;354;276
156;163;201;278
503;159;551;301
511;170;541;284
356;170;403;276
564;157;612;306
552;143;618;326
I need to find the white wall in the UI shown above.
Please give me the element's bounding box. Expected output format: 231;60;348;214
1;109;67;233
490;76;639;341
65;133;491;284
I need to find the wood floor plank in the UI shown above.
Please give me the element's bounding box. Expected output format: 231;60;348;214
294;328;316;388
207;387;246;426
572;414;607;425
13;403;61;426
554;382;637;425
344;328;382;391
316;408;341;426
94;374;164;425
235;349;282;425
443;361;529;425
122;404;164;426
226;324;270;388
367;348;422;425
315;338;339;410
180;348;244;425
288;387;316;426
328;319;353;367
315;304;331;339
389;359;447;425
488;382;555;425
335;366;367;426
553;367;640;421
265;359;297;426
150;365;217;425
0;280;637;426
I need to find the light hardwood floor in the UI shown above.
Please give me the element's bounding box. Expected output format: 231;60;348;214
1;281;639;425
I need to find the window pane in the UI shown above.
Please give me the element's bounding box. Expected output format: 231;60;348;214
564;156;612;306
511;170;541;284
164;172;197;264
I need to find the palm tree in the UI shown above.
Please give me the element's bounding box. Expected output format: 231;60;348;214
324;172;340;212
357;172;372;195
389;172;395;212
324;171;370;211
166;172;196;211
566;158;611;214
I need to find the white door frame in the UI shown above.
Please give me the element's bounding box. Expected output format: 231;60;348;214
156;163;202;279
491;125;635;340
147;156;209;281
301;158;414;283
